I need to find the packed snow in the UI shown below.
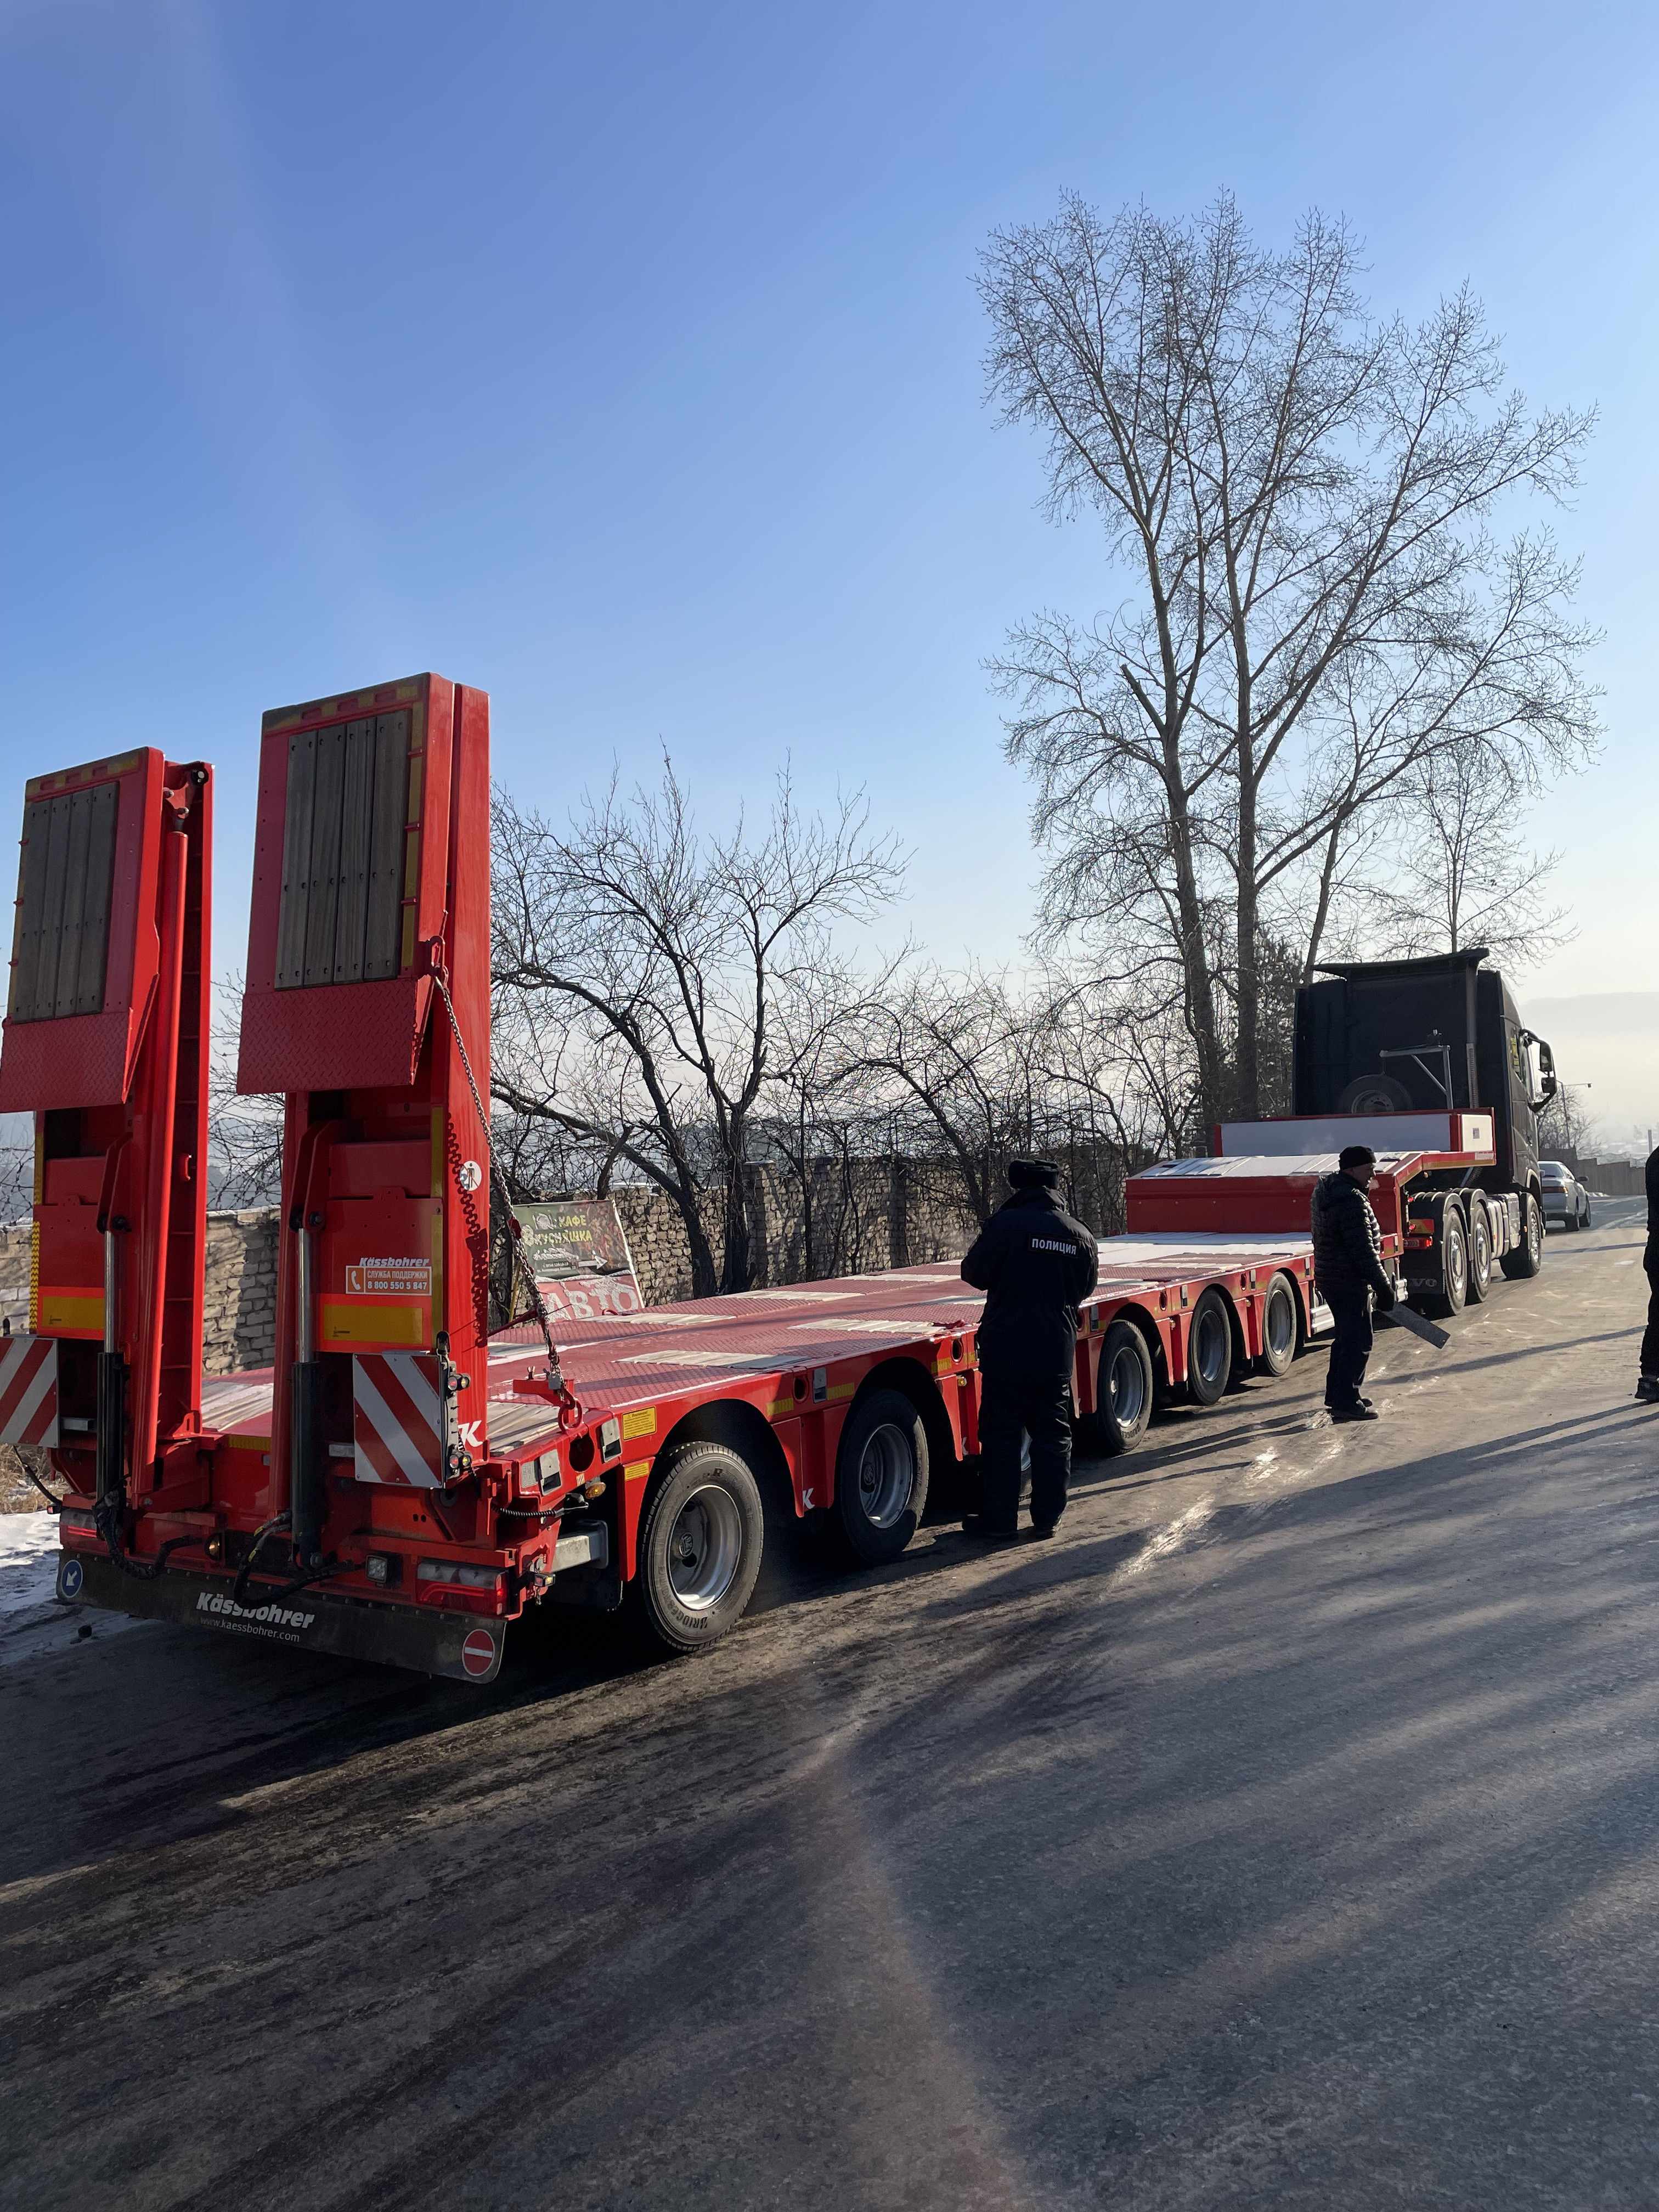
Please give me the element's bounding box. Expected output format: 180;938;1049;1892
0;1511;147;1669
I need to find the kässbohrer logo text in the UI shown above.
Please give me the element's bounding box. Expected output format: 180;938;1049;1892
198;1593;318;1630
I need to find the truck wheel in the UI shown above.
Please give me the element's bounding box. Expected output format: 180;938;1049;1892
834;1388;928;1564
1336;1074;1412;1113
1185;1289;1233;1406
1424;1211;1468;1318
1500;1193;1544;1280
1255;1273;1299;1377
1466;1205;1493;1302
635;1442;765;1654
1583;1201;1593;1229
1098;1321;1155;1453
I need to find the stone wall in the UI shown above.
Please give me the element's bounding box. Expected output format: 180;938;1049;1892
612;1160;981;1306
202;1210;281;1370
1;1211;281;1374
0;1164;985;1374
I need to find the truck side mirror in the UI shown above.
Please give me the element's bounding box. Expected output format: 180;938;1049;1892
1517;1029;1556;1111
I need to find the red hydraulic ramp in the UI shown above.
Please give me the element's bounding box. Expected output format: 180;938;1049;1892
0;747;212;1527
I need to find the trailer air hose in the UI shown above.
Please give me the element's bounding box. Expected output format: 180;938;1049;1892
231;1511;293;1607
21;1459;66;1510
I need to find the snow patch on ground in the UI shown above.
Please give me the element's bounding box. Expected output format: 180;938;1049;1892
0;1512;149;1671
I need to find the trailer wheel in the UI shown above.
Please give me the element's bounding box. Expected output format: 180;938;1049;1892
1466;1204;1493;1302
635;1442;765;1654
1256;1273;1299;1376
1422;1209;1468;1318
1500;1192;1544;1280
834;1389;928;1564
1185;1289;1233;1406
1098;1321;1155;1453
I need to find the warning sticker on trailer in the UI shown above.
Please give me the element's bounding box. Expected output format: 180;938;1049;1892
345;1256;432;1296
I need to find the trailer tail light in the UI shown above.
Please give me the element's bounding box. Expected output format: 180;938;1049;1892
415;1560;506;1615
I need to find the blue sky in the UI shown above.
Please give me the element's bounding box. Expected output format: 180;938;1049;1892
2;1;1655;1132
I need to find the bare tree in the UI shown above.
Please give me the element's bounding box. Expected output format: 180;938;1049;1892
1363;739;1572;970
205;978;283;1208
856;966;1045;1224
1535;1080;1600;1163
979;192;1599;1130
491;759;905;1296
752;944;905;1280
0;1114;31;1226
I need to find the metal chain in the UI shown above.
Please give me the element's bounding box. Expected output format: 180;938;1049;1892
428;970;563;1377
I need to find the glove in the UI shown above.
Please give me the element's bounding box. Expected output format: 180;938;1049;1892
1374;1281;1397;1312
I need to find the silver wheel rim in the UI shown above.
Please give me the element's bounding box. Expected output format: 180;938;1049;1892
1266;1284;1296;1361
1108;1340;1147;1427
1530;1201;1542;1260
856;1421;915;1528
1448;1228;1466;1300
1193;1308;1228;1389
1473;1221;1490;1285
667;1484;744;1611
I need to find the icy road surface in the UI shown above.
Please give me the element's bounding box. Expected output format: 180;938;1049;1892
3;1201;1656;2212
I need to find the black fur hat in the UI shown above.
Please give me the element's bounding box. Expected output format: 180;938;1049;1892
1007;1158;1060;1190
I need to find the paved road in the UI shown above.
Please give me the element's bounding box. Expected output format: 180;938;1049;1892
4;1201;1656;2211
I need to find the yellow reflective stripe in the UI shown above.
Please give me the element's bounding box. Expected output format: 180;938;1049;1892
37;1292;102;1334
318;1299;425;1345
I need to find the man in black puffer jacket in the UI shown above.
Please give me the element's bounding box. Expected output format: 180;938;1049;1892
960;1159;1099;1538
1310;1143;1397;1424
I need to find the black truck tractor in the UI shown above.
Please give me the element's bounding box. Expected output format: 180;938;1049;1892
1293;948;1558;1317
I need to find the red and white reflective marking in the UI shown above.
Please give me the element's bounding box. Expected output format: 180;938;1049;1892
0;1335;59;1447
352;1352;444;1487
461;1628;498;1678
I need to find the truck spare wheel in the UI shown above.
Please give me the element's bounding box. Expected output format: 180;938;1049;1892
1335;1074;1413;1113
1184;1290;1234;1407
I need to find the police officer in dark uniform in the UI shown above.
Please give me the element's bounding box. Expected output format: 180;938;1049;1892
959;1159;1099;1539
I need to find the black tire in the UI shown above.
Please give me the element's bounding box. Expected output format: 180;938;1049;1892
1256;1272;1299;1377
1466;1203;1492;1302
1336;1074;1412;1114
1423;1209;1468;1318
1097;1321;1155;1453
1500;1192;1544;1280
1583;1203;1593;1229
634;1441;765;1654
834;1388;928;1564
1185;1288;1233;1406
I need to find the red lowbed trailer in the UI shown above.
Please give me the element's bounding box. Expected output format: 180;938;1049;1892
2;676;1541;1681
